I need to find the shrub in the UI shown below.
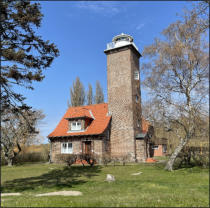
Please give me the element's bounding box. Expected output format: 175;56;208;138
1;152;7;166
1;144;50;165
81;153;98;166
56;154;77;167
176;146;209;168
121;154;130;166
111;156;120;166
102;153;111;166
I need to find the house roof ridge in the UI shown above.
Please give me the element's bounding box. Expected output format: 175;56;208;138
67;102;108;110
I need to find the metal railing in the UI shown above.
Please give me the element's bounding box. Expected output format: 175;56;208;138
106;41;139;51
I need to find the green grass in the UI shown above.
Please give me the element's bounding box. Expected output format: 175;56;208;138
1;162;209;207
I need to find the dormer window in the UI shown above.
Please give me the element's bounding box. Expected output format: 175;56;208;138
134;70;139;80
71;121;81;131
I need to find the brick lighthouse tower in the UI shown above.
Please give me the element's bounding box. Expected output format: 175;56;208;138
104;33;145;162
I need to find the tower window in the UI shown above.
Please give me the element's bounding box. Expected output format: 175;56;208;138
137;119;140;127
136;95;139;102
134;70;139;80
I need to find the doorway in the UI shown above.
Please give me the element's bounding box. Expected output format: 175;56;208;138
83;141;91;154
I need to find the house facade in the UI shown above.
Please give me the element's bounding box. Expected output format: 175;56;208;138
150;138;168;157
48;103;111;163
48;33;153;163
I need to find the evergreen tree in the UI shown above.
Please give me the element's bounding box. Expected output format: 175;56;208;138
94;81;104;104
1;0;59;114
68;77;85;107
87;83;93;105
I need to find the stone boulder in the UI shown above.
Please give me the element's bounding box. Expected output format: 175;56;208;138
106;174;115;182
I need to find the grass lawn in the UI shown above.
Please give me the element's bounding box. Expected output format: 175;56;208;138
1;162;209;207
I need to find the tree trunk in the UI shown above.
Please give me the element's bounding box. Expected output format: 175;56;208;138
165;138;188;171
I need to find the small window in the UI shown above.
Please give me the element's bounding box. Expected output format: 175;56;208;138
61;142;73;154
136;95;139;102
152;145;159;150
163;144;167;153
134;70;139;80
137;119;140;127
71;121;81;131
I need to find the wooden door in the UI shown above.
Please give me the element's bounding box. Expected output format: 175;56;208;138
84;141;91;154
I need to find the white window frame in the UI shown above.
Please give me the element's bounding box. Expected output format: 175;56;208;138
61;142;73;154
152;145;159;150
71;121;82;131
134;70;139;80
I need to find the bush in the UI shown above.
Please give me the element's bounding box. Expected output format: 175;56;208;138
56;154;77;167
15;151;49;164
121;154;130;166
111;156;120;166
1;152;7;166
102;153;111;166
1;144;50;166
176;146;209;168
78;153;98;166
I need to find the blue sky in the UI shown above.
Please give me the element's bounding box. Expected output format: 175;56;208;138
21;1;194;143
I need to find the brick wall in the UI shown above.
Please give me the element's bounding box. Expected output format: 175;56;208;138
154;145;165;157
50;130;110;163
50;138;82;163
136;139;146;162
105;45;143;161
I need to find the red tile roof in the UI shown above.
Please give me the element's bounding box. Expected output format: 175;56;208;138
48;103;111;138
65;108;93;119
48;102;151;138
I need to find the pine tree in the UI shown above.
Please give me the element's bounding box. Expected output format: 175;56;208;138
68;77;85;107
1;0;59;114
87;83;93;105
94;81;104;104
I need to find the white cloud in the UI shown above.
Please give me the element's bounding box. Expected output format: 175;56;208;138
75;1;125;16
136;23;145;31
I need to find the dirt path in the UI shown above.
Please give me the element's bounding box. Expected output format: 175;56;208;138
1;193;21;196
36;191;82;196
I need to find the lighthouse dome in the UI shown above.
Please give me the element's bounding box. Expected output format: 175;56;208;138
105;33;139;52
112;33;133;42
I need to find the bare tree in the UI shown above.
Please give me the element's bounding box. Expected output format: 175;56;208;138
142;10;209;171
191;0;209;32
87;83;93;105
68;77;85;107
94;81;104;104
1;109;45;166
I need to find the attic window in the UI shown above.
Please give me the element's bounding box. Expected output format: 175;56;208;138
71;121;81;131
134;70;139;80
